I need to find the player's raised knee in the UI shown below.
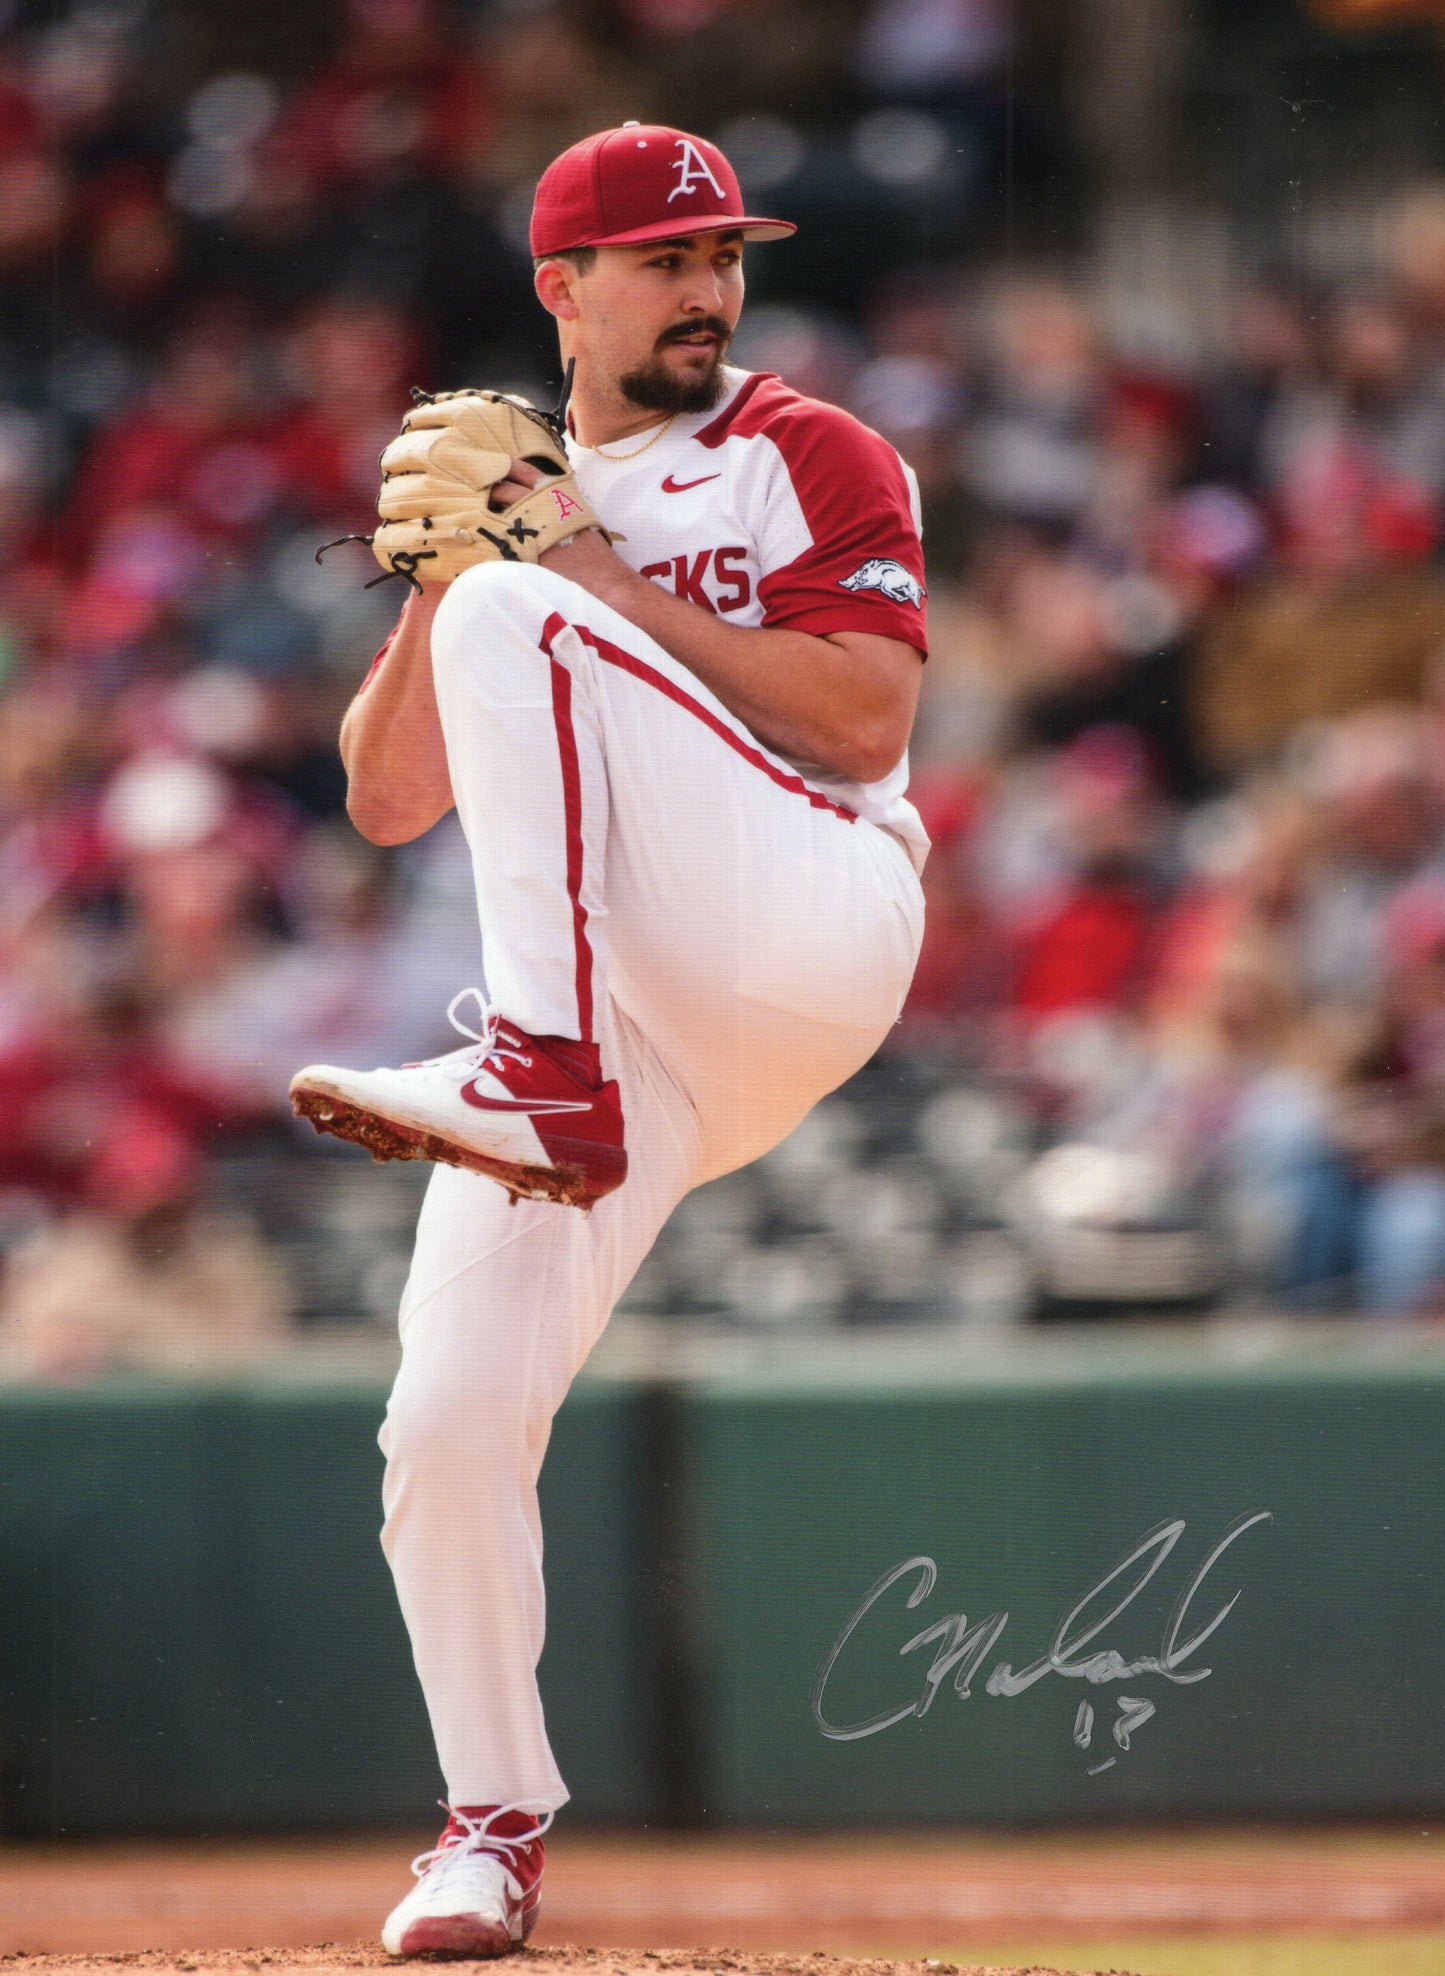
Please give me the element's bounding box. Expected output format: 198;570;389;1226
447;557;551;605
444;557;583;618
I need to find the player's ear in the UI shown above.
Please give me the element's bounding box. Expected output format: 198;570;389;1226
535;258;581;323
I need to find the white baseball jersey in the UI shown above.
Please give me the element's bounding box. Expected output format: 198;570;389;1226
565;365;931;869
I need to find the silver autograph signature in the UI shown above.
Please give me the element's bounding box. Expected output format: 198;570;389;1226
812;1511;1272;1771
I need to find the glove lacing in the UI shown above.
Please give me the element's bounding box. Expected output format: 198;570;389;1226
314;360;577;592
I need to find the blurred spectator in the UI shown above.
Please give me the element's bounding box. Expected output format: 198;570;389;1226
476;6;631;184
730;303;861;409
7;0;1445;1347
83;165;183;344
852;280;974;577
896;764;1001;1047
965;277;1105;529
271;0;491;198
0;149;76;395
1385;182;1445;355
1147;782;1318;1036
986;540;1208;799
159;819;462;1113
65;303;280;571
0;410;64;673
1202;279;1318;494
0;1104;288;1380
278;296;418;537
1292;703;1445;1009
1004;725;1170;1029
1196;555;1445;771
0;960;255;1212
0;54;43;162
1263;287;1445;573
1275;989;1445;1316
181;128;339;322
856;0;1010;113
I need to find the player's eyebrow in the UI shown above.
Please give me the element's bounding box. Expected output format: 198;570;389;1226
646;232;745;251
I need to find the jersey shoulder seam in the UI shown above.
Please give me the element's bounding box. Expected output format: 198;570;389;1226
695;373;888;451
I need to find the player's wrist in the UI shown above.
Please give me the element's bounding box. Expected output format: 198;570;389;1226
539;528;620;582
403;579;452;613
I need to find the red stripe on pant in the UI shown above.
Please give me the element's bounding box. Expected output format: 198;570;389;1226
547;648;594;1043
537;611;859;825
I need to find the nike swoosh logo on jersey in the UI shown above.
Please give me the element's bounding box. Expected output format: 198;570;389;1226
661;473;721;493
460;1084;592;1114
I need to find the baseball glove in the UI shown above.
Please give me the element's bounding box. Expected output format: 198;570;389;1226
333;379;610;591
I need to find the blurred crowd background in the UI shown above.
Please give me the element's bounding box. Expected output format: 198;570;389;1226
7;0;1445;1372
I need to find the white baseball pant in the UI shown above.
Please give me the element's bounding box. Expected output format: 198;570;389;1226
377;560;924;1808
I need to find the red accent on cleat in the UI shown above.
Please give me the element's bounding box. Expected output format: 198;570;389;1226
382;1800;549;1958
458;1023;626;1206
289;1011;628;1209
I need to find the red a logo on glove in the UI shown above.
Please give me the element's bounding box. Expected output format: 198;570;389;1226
552;489;585;519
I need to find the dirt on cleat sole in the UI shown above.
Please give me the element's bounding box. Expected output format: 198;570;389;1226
391;1913;515;1958
289;1085;599;1208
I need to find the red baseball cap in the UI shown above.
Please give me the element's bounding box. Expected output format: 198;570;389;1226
530;123;796;259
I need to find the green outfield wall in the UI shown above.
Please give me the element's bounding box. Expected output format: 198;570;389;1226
0;1329;1442;1833
680;1347;1445;1823
0;1377;654;1834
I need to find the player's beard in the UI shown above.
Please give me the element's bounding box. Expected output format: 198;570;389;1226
618;320;732;414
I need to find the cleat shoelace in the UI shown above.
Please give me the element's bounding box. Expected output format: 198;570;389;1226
409;1797;555;1895
404;989;534;1077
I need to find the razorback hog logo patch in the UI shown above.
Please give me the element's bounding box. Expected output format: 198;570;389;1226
839;558;926;607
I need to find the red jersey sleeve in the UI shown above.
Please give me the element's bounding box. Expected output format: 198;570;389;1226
729;384;927;652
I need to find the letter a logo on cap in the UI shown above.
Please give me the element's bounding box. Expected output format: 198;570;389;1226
668;137;725;204
530;124;796;256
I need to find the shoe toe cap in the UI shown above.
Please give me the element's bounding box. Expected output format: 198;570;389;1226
385;1910;513;1957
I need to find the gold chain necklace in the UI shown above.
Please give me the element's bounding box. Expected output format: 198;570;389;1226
588;414;677;461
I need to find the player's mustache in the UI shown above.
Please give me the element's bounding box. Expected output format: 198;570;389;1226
657;318;732;350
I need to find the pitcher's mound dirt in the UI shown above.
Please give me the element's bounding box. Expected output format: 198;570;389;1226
0;1945;1147;1976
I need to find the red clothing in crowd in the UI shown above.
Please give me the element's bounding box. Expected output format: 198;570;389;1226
0;1026;254;1207
271;8;491;196
1010;878;1157;1021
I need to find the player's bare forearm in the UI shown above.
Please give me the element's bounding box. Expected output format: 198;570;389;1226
543;531;921;783
340;586;456;845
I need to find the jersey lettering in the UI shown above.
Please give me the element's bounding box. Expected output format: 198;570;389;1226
638;546;753;616
668;138;725;204
566;372;929;865
713;546;751;613
673;551;712;608
569;370;926;655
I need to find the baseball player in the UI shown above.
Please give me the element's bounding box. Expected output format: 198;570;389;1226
290;123;929;1957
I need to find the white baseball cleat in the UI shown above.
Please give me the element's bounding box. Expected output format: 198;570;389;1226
288;990;627;1209
381;1801;552;1958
